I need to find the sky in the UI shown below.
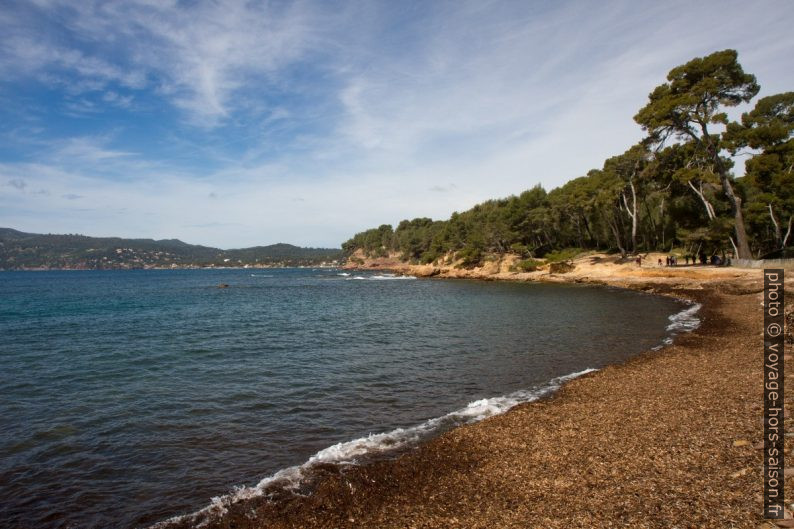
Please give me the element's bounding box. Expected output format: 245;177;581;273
1;0;793;249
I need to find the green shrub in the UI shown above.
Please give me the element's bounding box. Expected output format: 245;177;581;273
420;250;439;264
542;247;583;263
514;258;542;272
509;243;530;257
456;246;482;268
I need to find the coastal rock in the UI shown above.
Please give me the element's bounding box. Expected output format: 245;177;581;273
411;265;440;277
549;261;575;274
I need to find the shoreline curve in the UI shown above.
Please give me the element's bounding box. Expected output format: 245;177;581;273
152;254;780;529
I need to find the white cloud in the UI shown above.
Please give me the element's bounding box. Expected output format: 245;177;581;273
0;0;792;247
102;91;134;108
1;1;321;123
67;1;319;124
0;33;147;91
43;135;138;166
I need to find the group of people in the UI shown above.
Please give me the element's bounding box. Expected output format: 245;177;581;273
682;253;725;265
638;253;727;267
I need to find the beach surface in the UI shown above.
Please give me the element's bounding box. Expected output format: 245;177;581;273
166;254;792;528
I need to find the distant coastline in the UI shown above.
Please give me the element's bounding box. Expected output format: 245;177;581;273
0;227;343;270
1;263;341;271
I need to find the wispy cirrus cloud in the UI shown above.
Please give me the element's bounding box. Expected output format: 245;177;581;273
0;32;147;90
0;0;792;248
49;135;136;163
1;1;324;125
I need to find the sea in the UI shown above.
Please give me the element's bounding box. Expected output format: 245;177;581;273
0;268;699;528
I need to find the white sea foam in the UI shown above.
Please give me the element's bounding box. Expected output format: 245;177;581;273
654;301;702;347
249;274;273;278
149;367;597;528
347;274;416;281
337;272;351;277
150;296;704;528
666;302;702;333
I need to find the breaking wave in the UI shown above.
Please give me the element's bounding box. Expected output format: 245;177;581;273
652;301;702;349
347;274;416;281
150;297;704;528
150;368;597;528
666;302;702;333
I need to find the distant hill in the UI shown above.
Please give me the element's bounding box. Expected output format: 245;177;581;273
0;228;343;270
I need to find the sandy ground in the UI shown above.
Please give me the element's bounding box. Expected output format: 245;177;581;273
342;250;768;286
163;254;793;529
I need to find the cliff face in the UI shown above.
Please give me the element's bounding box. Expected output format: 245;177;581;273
343;249;537;280
342;249;764;288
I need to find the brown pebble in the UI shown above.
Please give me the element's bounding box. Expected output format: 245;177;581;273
155;278;773;529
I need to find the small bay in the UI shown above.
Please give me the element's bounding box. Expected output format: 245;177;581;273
0;269;688;528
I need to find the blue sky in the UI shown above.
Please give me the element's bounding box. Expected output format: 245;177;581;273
1;0;793;248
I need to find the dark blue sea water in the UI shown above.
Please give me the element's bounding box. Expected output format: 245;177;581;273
0;269;693;528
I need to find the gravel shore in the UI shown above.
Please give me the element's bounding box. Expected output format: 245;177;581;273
165;261;792;529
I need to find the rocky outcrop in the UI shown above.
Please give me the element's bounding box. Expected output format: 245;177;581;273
342;250;767;290
549;261;575;274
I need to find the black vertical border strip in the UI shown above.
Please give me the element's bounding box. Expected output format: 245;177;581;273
764;268;785;519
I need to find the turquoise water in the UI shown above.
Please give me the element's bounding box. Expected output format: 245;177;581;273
0;269;690;528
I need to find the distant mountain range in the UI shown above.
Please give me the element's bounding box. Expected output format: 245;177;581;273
0;228;344;270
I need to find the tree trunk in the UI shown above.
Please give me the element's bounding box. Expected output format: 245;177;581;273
783;216;793;250
719;175;752;258
581;213;595;247
570;215;583;249
768;204;782;249
660;197;666;248
687;180;716;220
621;181;638;253
630;182;637;252
728;236;738;258
643;197;658;248
691;123;753;259
608;216;626;257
